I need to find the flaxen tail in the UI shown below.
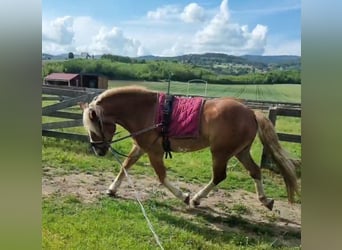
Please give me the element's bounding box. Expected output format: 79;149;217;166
254;111;300;203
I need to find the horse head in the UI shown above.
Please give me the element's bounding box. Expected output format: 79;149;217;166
79;102;116;156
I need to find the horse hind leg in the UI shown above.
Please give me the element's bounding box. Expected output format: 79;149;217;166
107;143;144;196
147;152;190;204
236;147;274;210
190;151;230;207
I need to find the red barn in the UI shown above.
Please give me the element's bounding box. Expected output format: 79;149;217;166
44;73;108;89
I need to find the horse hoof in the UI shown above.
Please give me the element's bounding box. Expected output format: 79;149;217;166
266;199;274;211
106;190;117;197
184;194;190;205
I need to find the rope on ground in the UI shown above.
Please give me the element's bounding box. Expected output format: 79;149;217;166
109;147;165;250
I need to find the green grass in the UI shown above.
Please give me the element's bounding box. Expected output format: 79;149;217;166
42;128;301;249
42;131;300;249
43;197;300;250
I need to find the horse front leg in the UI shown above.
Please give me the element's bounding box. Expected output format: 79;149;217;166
148;152;190;204
106;143;144;196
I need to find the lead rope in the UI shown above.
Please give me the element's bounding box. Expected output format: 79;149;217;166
109;146;165;250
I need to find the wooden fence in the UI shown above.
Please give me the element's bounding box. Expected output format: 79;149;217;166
260;106;301;171
42;85;103;142
175;93;301;111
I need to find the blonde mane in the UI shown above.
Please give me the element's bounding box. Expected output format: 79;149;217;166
94;85;153;103
82;102;104;139
84;86;153;138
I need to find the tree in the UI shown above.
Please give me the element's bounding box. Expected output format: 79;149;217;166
68;52;74;59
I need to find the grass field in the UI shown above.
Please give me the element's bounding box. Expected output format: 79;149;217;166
108;80;301;103
42;81;301;249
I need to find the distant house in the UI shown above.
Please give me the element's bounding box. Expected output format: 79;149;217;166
44;73;108;89
80;52;91;59
42;54;52;60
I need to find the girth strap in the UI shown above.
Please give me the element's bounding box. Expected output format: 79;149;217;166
161;94;174;159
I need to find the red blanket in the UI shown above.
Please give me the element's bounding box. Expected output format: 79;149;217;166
156;93;204;138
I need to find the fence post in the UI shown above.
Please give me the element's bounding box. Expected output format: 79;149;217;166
260;107;280;173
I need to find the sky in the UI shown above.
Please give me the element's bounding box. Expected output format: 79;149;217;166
42;0;301;57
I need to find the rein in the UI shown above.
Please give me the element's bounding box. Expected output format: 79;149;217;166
86;103;166;249
108;123;163;157
90;122;163;158
108;144;165;250
111;123;163;144
91;119;165;249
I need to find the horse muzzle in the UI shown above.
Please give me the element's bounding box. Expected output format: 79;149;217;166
91;142;109;156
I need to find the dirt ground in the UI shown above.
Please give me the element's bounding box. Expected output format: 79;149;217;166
42;166;301;247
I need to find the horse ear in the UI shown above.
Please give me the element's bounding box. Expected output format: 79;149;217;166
79;102;88;110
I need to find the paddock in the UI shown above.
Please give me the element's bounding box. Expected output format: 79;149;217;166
42;83;301;249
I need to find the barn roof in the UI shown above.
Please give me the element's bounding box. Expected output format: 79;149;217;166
45;73;79;81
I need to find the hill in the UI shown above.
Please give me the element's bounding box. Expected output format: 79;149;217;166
136;53;300;74
42;52;301;84
242;55;301;70
43;52;300;71
242;55;300;64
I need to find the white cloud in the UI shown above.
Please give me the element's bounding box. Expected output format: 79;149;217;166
180;3;205;23
147;3;206;24
161;37;193;56
72;16;102;52
89;27;145;56
42;16;74;45
42;16;148;56
118;0;269;56
42;0;294;57
42;16;77;54
193;0;268;55
147;5;179;20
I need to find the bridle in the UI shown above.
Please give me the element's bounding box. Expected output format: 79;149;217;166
88;115;162;157
89;118;111;147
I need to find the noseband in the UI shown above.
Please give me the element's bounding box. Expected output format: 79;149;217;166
88;116;117;156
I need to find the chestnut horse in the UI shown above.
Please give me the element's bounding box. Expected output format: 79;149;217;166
80;86;299;210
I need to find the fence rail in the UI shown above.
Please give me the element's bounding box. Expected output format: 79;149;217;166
42;85;102;142
174;93;300;111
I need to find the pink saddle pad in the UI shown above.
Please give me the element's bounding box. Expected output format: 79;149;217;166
156;93;204;138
